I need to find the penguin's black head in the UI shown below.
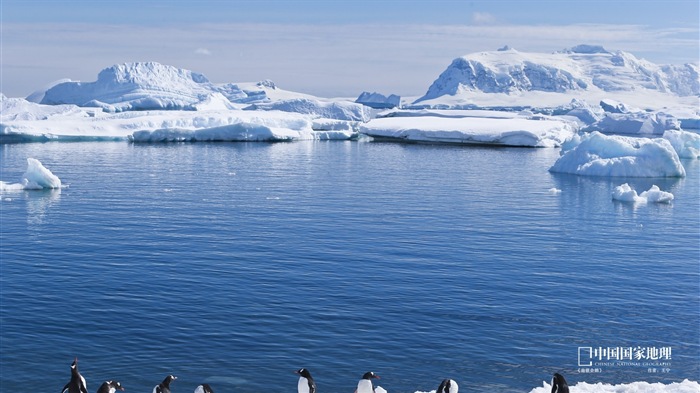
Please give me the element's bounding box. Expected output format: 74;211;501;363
200;383;214;393
70;357;80;375
362;372;380;380
295;368;313;379
437;379;454;393
551;373;569;393
106;381;125;391
162;375;177;387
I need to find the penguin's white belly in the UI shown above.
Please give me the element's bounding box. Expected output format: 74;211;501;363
357;380;375;393
298;377;311;393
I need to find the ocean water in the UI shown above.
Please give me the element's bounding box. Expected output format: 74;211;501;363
1;141;698;393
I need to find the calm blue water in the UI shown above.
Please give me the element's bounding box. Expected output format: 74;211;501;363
1;141;698;393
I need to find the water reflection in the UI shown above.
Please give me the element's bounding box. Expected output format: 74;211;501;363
26;188;62;227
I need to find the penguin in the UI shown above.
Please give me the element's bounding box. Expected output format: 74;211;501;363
551;373;569;393
437;379;458;393
355;372;380;393
295;368;316;393
194;384;214;393
61;357;88;393
97;380;125;393
153;375;177;393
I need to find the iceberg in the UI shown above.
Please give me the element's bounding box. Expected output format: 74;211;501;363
0;158;62;191
663;129;700;159
409;46;700;124
549;132;686;177
359;110;575;147
30;62;341;114
612;183;674;203
416;46;699;101
355;91;401;109
39;62;214;111
130;122;355;142
244;98;371;122
4;53;699;146
583;111;680;136
600;98;633;114
1;95;96;121
1;99;358;142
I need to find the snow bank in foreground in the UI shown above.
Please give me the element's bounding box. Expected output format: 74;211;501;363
612;183;674;203
0;158;62;191
359;114;574;147
528;378;699;393
549;132;686;177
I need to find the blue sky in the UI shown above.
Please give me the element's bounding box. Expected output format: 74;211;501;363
2;0;699;98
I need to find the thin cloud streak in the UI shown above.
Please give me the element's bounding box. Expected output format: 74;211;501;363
2;22;698;98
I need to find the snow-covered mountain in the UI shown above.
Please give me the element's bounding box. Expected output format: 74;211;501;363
415;45;699;103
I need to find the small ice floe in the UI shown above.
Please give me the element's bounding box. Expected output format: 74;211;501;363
548;187;562;194
612;183;674;204
0;158;62;191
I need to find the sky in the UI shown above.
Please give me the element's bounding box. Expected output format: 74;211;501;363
1;0;699;99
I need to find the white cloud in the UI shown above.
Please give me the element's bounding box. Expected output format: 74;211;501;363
194;48;212;56
1;22;698;99
471;12;496;25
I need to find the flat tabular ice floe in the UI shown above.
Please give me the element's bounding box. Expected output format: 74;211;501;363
549;132;686;177
130;121;355;142
359;112;575;147
0;158;62;191
1;103;357;142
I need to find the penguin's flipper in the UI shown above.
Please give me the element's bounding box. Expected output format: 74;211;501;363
61;383;70;393
81;385;89;393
